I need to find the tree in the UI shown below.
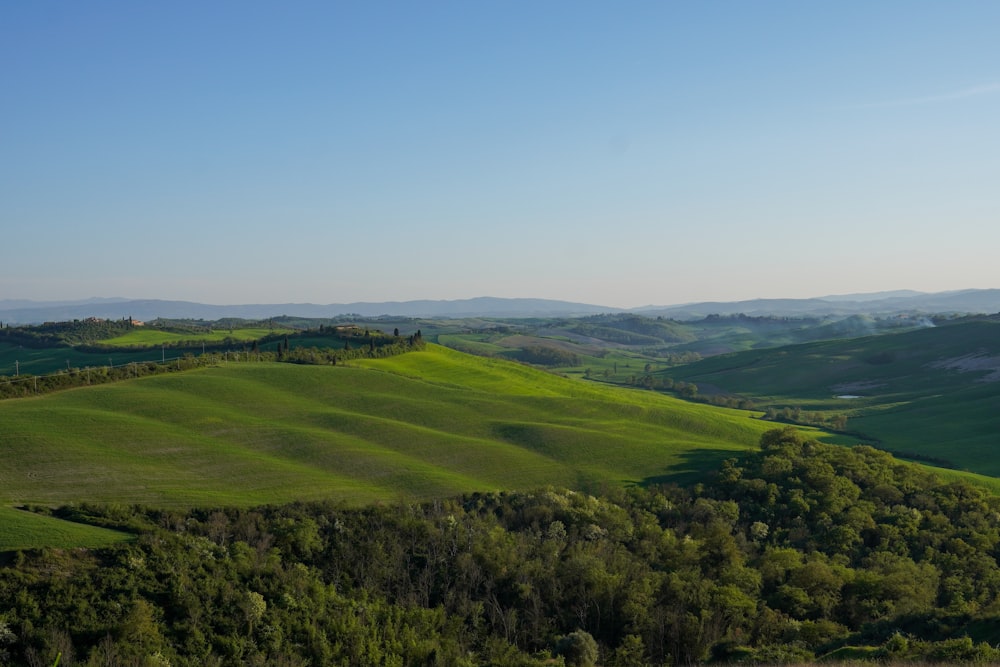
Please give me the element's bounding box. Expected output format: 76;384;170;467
555;630;599;667
678;382;698;399
243;590;266;634
612;635;648;667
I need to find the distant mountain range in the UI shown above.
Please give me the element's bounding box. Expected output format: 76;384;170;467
0;297;615;324
635;289;1000;319
1;289;999;324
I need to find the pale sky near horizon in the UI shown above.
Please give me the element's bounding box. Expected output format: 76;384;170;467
3;2;999;309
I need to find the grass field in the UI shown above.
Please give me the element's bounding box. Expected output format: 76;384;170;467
100;327;277;347
0;506;131;551
437;331;661;382
669;320;1000;474
7;342;997;549
0;345;781;515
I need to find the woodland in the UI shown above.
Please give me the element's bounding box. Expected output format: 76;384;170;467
5;429;1000;665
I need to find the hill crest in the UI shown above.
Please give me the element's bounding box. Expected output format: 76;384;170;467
3;289;1000;324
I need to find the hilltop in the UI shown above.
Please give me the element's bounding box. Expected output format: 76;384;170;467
0;345;775;510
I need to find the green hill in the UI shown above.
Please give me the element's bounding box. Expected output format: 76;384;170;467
669;320;1000;474
0;345;777;510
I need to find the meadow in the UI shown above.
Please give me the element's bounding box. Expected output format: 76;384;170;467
1;345;778;515
669;320;1000;473
99;326;276;347
0;506;130;551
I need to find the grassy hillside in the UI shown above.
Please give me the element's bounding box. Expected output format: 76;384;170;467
0;506;131;551
0;345;778;510
99;326;276;347
670;320;1000;474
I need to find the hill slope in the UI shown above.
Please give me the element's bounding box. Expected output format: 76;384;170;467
0;345;775;508
669;320;1000;473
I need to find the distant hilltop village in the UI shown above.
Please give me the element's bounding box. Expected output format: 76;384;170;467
83;316;145;326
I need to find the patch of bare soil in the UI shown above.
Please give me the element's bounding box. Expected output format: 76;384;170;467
929;353;1000;382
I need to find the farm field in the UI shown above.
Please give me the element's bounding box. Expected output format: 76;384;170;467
0;341;174;378
1;345;779;513
669;319;1000;473
99;326;277;347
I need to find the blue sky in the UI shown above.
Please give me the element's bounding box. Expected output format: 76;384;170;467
3;1;999;308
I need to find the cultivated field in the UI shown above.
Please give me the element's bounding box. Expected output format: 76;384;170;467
669;320;1000;474
99;326;277;347
0;345;778;512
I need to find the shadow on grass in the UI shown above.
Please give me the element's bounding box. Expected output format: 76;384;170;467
639;447;743;488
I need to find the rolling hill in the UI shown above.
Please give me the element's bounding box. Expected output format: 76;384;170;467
0;345;777;510
669;319;1000;473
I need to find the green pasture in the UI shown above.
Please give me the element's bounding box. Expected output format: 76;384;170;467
436;333;512;356
670;321;1000;473
0;345;776;515
438;331;657;381
6;341;993;550
99;327;277;347
0;506;131;551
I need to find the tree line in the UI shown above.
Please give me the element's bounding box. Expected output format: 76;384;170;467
0;331;424;400
0;318;138;348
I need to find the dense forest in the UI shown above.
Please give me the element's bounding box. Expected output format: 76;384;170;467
4;429;1000;665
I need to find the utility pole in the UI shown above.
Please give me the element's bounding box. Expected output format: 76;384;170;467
14;360;18;377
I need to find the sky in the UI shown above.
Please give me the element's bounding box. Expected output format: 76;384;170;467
3;2;999;309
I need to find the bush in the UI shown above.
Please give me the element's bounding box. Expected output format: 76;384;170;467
555;630;599;667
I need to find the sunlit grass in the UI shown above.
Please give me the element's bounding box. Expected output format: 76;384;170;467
0;506;131;551
100;327;276;347
0;345;776;512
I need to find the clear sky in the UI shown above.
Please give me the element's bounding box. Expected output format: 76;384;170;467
3;1;999;308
